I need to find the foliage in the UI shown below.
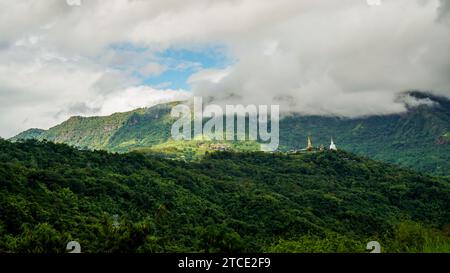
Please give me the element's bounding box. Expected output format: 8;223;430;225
11;92;450;175
0;139;448;253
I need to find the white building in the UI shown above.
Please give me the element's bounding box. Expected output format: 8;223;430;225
330;138;337;151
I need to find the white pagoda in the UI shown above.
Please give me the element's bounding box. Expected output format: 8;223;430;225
330;138;337;151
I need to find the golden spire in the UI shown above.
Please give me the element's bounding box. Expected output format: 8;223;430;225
307;136;313;151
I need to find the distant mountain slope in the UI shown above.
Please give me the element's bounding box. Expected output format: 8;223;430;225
279;92;450;175
0;140;449;253
12;128;45;141
11;92;450;175
10;104;176;152
11;109;140;150
105;102;179;152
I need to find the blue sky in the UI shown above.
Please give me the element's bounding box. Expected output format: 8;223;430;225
144;46;231;90
111;43;232;90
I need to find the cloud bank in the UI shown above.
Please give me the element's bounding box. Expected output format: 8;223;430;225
189;0;450;116
0;0;449;137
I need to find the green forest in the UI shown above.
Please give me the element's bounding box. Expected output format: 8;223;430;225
12;92;450;176
0;139;448;253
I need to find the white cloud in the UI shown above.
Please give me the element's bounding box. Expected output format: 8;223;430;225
0;0;449;137
189;0;450;116
397;93;438;108
98;86;191;116
0;37;188;137
188;67;231;84
139;62;167;77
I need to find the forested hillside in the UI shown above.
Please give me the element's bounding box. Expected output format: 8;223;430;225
11;92;450;175
279;92;450;175
0;140;448;253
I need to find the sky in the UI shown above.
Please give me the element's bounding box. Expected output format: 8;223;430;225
0;0;449;138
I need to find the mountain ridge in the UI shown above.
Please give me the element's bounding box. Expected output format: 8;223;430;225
10;91;450;175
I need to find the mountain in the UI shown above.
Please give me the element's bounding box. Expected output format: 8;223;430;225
279;92;450;175
11;92;450;175
12;128;46;140
0;139;449;253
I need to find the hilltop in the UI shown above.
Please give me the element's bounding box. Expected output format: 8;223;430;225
11;92;450;175
0;139;449;252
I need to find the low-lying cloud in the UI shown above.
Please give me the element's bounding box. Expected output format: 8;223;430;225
190;0;450;116
0;0;449;137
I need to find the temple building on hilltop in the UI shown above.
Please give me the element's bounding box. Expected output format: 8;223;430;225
306;136;314;151
330;137;337;151
290;136;338;153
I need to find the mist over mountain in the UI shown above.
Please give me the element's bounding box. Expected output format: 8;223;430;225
1;0;450;138
11;91;450;175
